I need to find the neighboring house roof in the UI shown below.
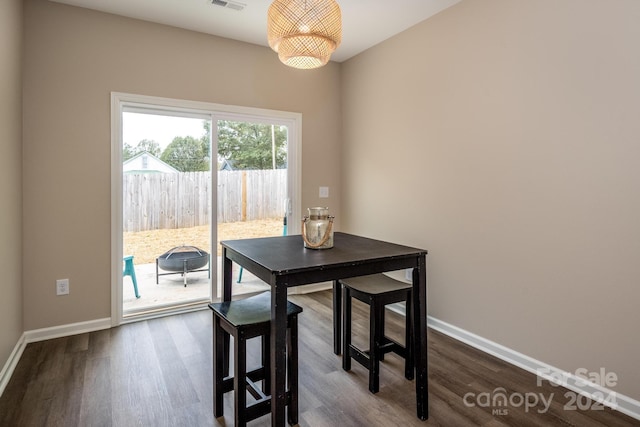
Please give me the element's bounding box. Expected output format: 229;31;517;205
123;151;179;174
219;158;235;171
218;159;286;171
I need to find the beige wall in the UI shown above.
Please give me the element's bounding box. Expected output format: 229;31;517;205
341;0;640;400
22;0;341;330
0;0;24;372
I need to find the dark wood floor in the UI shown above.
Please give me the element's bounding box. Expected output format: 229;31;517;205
1;290;637;426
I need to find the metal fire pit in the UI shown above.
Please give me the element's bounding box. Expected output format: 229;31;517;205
156;245;210;287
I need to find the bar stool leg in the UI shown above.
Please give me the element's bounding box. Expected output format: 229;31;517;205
213;316;225;418
288;314;299;425
262;333;271;395
234;331;247;427
405;291;415;380
369;298;383;393
223;334;230;378
379;304;386;362
342;286;352;372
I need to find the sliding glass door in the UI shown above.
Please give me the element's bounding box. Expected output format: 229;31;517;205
111;93;301;325
215;117;290;297
121;109;212;316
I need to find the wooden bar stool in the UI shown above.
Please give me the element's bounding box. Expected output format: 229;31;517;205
208;292;302;427
340;274;413;393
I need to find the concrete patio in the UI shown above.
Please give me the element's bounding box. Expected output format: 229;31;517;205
122;257;271;314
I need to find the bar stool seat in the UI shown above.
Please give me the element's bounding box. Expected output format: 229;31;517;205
208;292;302;427
340;273;413;393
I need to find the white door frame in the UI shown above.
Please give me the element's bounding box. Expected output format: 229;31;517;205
110;92;302;326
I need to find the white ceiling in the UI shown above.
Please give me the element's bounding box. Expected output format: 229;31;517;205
49;0;461;63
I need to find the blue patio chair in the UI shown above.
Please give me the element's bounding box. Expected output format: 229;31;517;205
123;255;141;298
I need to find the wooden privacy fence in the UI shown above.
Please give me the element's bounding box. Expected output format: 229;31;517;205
123;170;287;232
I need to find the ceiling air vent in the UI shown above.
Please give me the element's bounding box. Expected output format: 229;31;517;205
210;0;245;11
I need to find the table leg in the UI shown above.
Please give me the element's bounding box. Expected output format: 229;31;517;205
271;282;288;426
333;279;341;355
222;249;232;301
413;257;429;420
221;250;233;377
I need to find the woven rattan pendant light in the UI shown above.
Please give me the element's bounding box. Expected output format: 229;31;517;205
267;0;342;69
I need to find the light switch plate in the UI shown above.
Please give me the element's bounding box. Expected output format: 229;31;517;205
319;186;329;198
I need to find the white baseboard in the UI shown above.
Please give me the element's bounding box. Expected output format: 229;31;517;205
427;316;640;421
0;333;26;397
23;317;112;344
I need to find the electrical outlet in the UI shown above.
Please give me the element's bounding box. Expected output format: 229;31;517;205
56;279;69;296
319;186;329;198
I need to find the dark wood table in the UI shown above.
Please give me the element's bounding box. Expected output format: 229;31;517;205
221;232;428;425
